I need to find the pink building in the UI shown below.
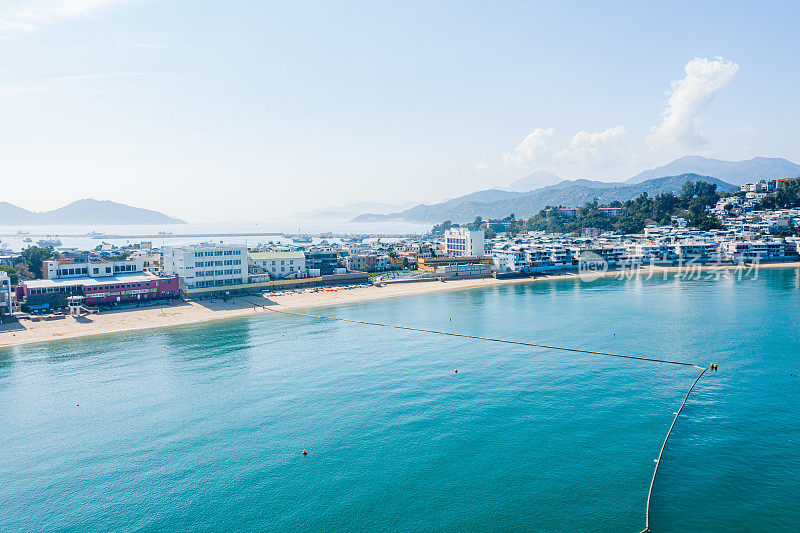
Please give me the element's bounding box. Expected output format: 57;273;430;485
18;273;179;307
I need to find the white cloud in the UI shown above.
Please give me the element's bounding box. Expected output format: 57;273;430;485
552;125;627;168
501;126;554;169
0;0;128;38
647;57;739;153
486;57;740;180
497;125;626;175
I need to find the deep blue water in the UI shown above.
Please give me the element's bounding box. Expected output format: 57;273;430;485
1;268;799;531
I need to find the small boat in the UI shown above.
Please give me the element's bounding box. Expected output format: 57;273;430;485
37;237;62;247
23;237;33;243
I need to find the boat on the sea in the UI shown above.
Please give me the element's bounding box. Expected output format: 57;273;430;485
37;237;62;247
293;234;313;244
23;237;33;243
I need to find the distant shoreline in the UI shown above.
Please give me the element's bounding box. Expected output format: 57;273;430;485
2;261;799;348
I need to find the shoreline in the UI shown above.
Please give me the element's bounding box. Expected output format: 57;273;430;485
2;261;799;348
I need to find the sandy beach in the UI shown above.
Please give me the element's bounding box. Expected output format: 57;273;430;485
2;261;799;348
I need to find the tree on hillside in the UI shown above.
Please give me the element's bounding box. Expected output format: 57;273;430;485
14;263;34;281
466;216;484;231
430;220;457;235
0;265;19;285
19;246;56;279
758;178;800;210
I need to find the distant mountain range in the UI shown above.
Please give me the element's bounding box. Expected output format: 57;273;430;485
504;170;562;192
293;201;418;221
626;156;800;185
0;199;185;225
353;155;800;224
353;174;736;224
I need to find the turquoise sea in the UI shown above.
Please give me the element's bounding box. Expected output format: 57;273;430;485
2;268;800;531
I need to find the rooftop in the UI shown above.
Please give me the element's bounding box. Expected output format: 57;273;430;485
250;251;305;260
23;272;166;289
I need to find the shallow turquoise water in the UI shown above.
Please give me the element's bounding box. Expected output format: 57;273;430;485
2;269;800;531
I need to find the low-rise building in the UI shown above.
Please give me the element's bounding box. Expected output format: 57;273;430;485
304;248;341;275
721;240;787;262
18;272;179;311
138;253;163;274
674;242;719;262
345;254;377;272
492;248;529;272
570;246;626;265
0;271;11;315
42;257;144;279
249;251;307;279
417;256;493;276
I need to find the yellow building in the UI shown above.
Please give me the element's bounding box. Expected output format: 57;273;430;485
141;254;163;274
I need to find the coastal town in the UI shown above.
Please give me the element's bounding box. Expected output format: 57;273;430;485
1;178;799;325
4;5;800;530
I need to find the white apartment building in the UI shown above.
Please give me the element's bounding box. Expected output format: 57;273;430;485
0;271;11;315
674;242;720;262
492;248;529;272
444;228;485;257
249;251;307;279
43;257;144;279
162;243;247;289
721;241;786;262
627;243;678;263
570;246;627;265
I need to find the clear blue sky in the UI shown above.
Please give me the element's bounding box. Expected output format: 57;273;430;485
1;1;798;221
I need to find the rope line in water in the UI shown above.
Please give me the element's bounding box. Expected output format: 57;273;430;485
257;305;698;367
250;301;708;532
641;365;707;533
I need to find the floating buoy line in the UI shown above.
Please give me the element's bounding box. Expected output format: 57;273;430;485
249;301;711;532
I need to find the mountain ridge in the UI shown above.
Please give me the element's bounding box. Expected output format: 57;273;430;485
352;155;800;223
627;156;800;184
352;174;736;224
0;199;185;225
